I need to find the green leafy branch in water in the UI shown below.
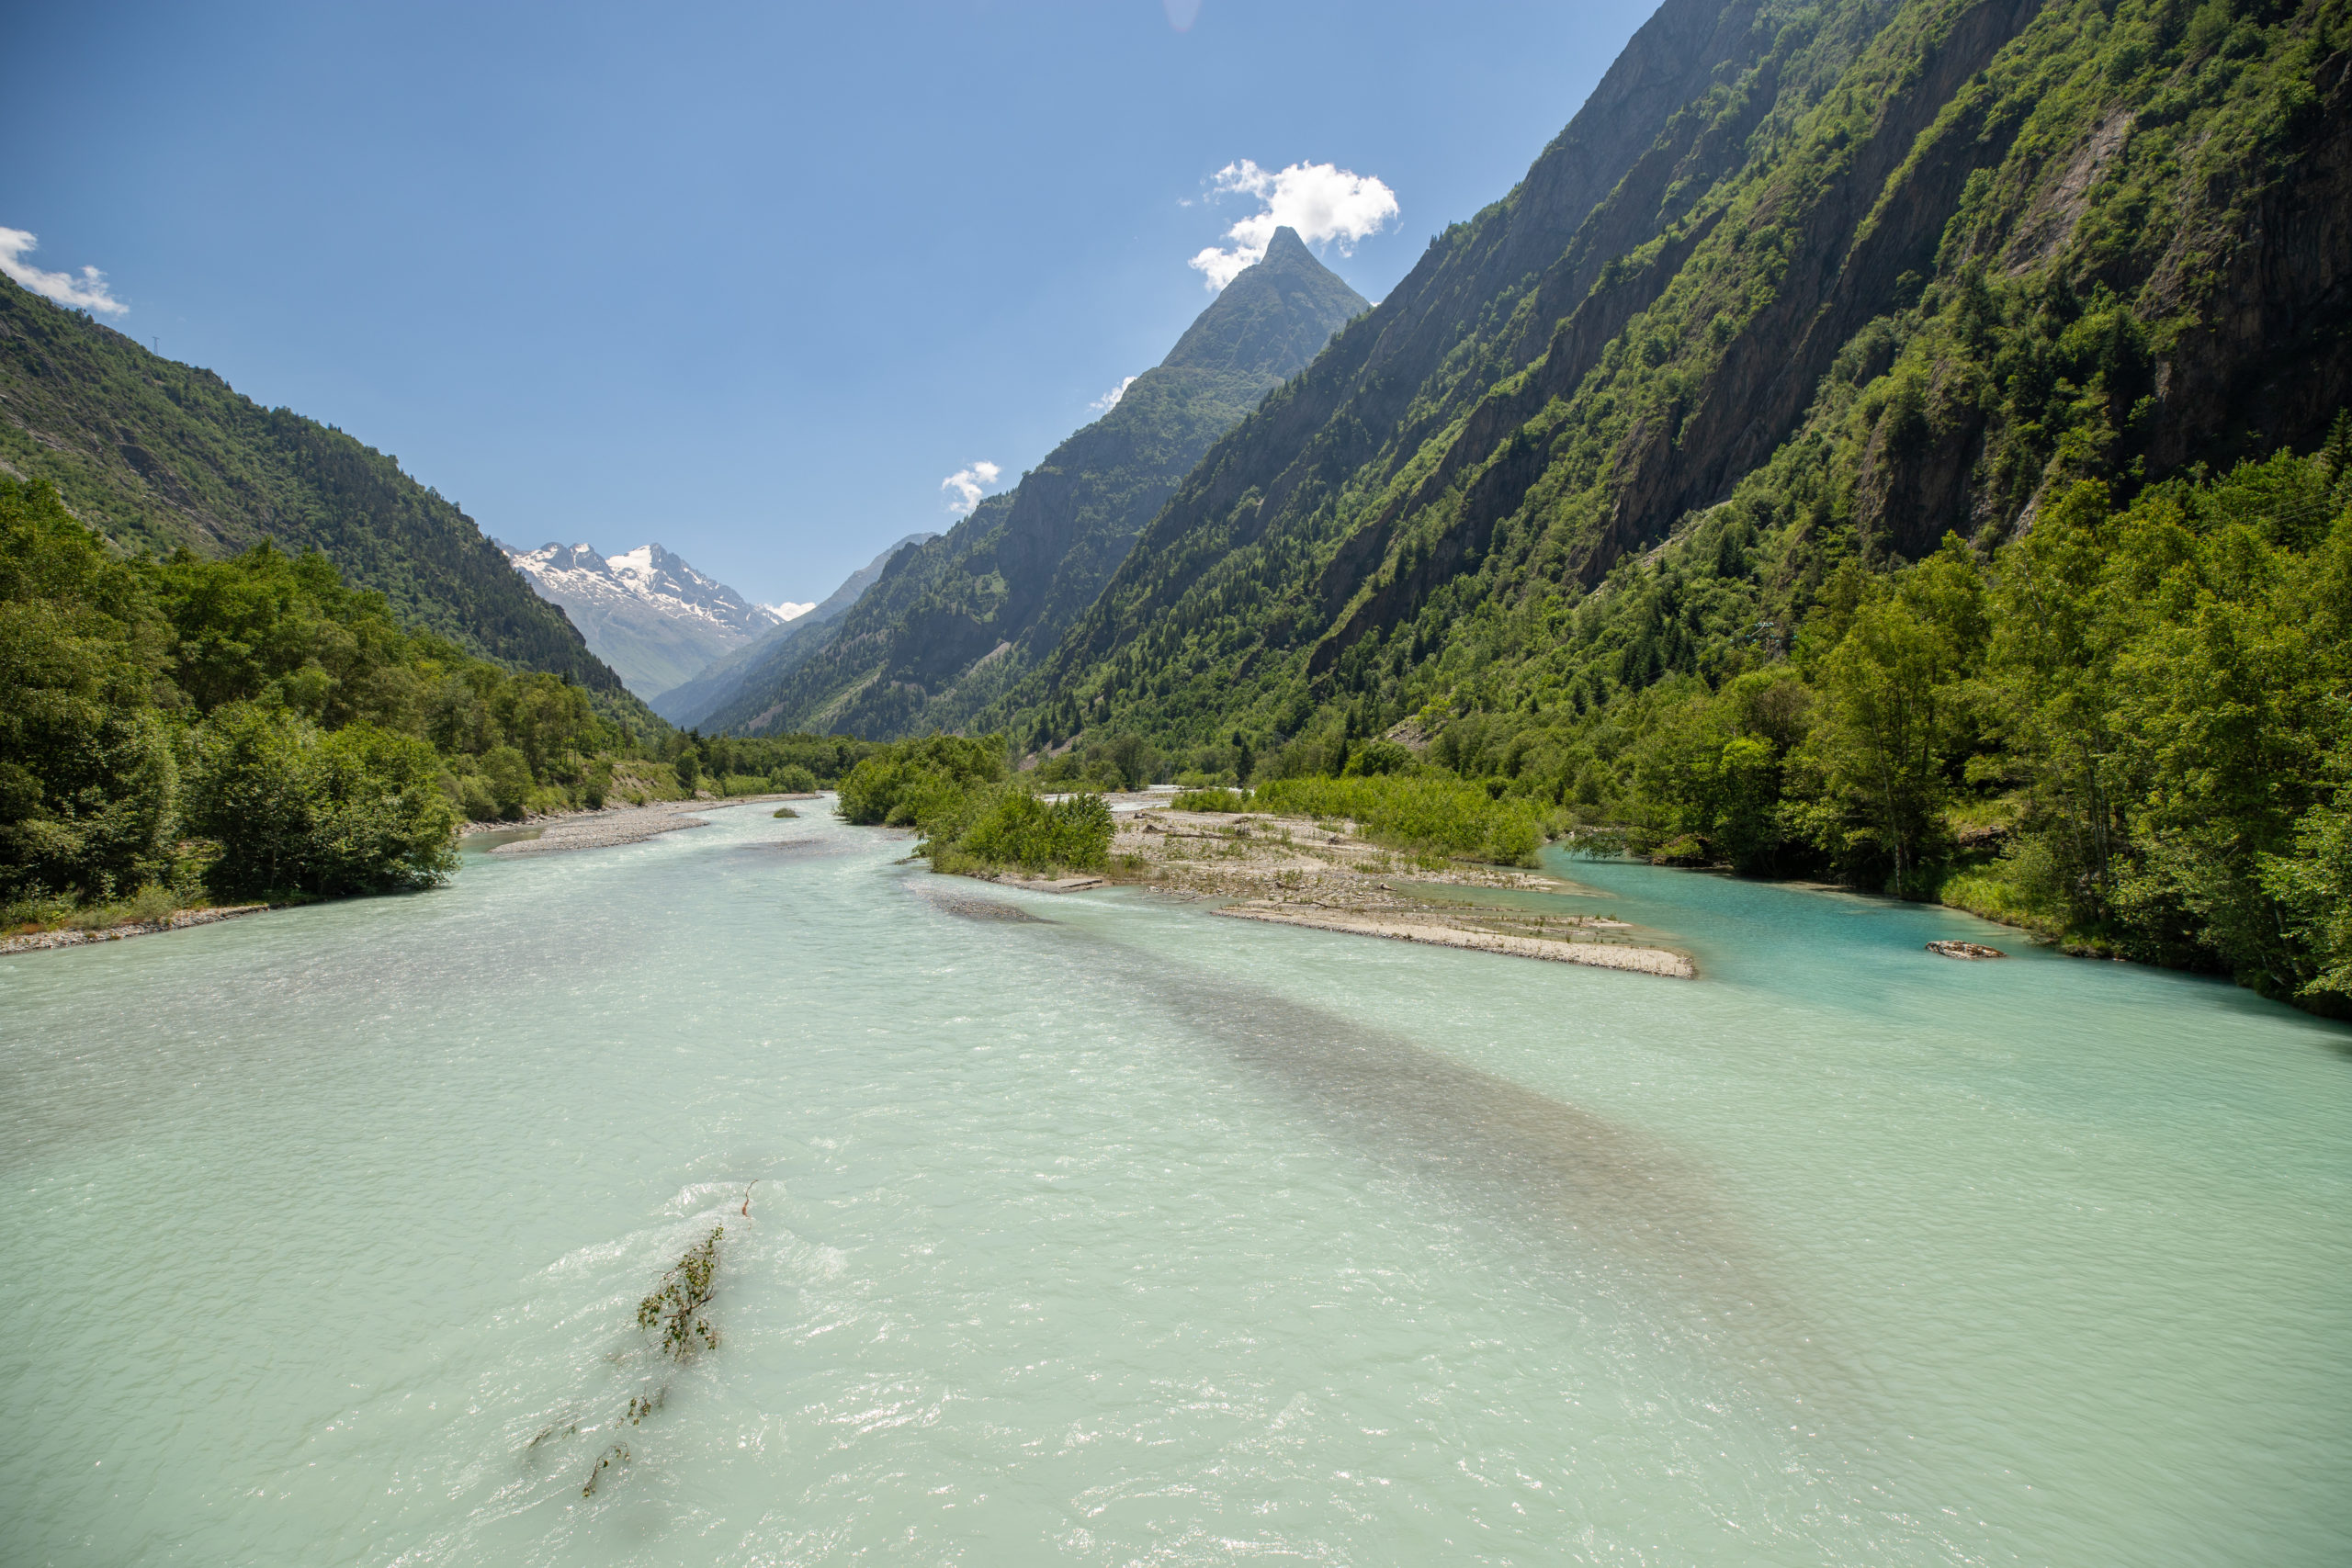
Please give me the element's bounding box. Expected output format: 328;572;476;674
540;1216;738;1498
637;1225;723;1359
581;1442;629;1496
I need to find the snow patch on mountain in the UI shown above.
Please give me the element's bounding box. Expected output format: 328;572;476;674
506;541;782;637
501;539;814;700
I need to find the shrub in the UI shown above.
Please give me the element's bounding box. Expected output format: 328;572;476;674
949;790;1114;870
1341;739;1417;777
1252;774;1544;864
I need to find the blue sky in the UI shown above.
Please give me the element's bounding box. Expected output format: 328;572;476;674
8;0;1657;606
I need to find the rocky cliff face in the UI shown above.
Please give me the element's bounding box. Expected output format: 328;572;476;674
1008;0;2352;749
705;228;1369;739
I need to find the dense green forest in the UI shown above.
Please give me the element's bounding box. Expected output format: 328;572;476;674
0;476;878;926
0;276;623;687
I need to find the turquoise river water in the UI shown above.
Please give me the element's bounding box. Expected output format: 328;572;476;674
3;800;2346;1565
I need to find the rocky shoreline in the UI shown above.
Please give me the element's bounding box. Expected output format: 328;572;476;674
0;904;273;956
481;794;808;857
971;802;1696;980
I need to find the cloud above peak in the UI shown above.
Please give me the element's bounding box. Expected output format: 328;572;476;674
1187;161;1397;291
941;460;1001;516
0;228;129;316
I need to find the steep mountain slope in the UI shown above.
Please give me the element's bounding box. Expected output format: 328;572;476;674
1009;0;2351;750
503;539;786;699
650;532;934;728
714;228;1368;738
0;276;625;692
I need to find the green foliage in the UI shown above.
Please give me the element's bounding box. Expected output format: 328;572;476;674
1579;447;2345;1010
1034;730;1168;790
1251;774;1545;865
833;734;1114;873
0;476;180;899
836;735;1008;827
183;708;458;897
0;474;664;906
637;1226;722;1359
949;791;1114;871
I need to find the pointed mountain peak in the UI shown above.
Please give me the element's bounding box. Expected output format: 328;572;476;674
1259;225;1316;270
1157;225;1369;380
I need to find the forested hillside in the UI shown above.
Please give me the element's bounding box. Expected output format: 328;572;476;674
0;276;625;691
710;228;1367;739
0;474;883;921
653;531;935;728
990;0;2351;1012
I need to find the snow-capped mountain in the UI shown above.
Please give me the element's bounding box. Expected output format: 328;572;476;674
502;540;793;701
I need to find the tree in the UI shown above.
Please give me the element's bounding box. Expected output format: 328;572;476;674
183;707;458;897
1800;595;1962;891
0;479;178;898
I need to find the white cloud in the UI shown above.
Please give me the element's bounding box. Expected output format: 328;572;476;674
1187;160;1397;291
1162;0;1203;29
767;601;817;622
0;227;129;316
941;460;1001;515
1091;375;1139;413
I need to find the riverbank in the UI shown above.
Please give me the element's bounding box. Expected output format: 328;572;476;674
0;902;273;955
971;802;1694;979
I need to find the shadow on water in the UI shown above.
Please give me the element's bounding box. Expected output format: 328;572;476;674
733;838;856;858
1090;939;1838;1398
907;885;1051;923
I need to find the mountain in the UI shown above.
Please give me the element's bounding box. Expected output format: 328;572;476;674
0;275;628;694
707;226;1368;738
503;538;787;700
650;532;936;728
1007;0;2352;751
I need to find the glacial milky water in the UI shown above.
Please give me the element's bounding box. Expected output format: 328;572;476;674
3;801;2347;1566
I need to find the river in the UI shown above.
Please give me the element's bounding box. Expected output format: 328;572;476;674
3;800;2346;1565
